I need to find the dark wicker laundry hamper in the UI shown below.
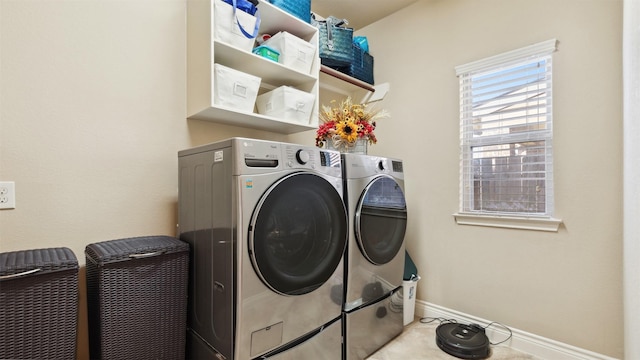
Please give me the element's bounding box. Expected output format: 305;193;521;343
0;247;79;360
85;236;189;360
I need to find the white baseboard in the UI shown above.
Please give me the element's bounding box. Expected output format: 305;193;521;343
415;300;618;360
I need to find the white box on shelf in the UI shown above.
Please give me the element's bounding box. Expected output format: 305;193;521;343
262;31;316;74
256;86;316;124
213;0;257;52
213;63;261;113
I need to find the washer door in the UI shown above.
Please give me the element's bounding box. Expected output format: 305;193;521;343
355;176;407;265
249;173;347;296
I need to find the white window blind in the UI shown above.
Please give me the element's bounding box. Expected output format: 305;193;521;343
456;39;558;217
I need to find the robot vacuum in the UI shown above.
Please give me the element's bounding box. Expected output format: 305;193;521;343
435;323;490;359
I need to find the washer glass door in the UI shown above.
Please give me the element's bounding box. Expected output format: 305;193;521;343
355;176;407;265
250;173;347;296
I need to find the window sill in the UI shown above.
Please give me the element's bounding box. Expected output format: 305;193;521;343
453;213;562;232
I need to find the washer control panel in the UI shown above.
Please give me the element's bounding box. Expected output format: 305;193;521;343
282;145;341;170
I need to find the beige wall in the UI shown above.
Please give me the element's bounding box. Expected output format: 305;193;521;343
358;0;623;357
0;0;623;359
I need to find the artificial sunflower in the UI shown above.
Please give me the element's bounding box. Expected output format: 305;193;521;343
336;120;359;143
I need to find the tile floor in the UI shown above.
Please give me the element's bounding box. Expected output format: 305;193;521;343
367;318;539;360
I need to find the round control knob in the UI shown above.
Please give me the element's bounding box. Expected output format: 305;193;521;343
296;150;310;164
378;160;385;171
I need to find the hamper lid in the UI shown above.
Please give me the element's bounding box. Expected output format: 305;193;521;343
0;247;78;279
403;250;418;281
85;235;188;264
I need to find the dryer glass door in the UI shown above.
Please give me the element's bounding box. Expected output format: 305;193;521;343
355;176;407;265
250;173;347;296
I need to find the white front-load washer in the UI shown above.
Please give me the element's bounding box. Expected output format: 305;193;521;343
342;153;407;311
178;138;347;360
342;153;407;359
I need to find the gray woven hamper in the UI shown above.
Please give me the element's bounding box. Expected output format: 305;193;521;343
0;247;79;360
85;236;189;360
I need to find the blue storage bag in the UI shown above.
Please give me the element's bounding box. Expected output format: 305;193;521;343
268;0;311;23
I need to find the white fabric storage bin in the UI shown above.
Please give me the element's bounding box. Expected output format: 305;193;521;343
256;86;316;124
213;64;261;113
262;32;316;74
213;0;257;52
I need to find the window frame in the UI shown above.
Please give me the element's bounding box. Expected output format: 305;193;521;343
453;39;562;232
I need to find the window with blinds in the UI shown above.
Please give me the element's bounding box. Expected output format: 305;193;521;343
456;39;558;216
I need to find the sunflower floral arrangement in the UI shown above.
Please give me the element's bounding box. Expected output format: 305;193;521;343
315;97;388;152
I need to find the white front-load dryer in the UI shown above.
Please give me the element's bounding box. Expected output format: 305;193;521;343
179;138;347;360
342;153;407;311
342;153;407;359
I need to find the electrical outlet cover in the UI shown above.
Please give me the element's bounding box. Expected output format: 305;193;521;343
0;181;16;209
